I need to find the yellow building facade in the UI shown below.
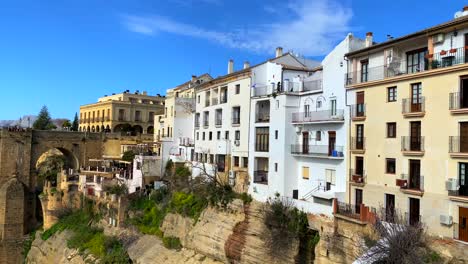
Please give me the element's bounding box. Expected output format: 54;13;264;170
346;16;468;241
79;91;165;134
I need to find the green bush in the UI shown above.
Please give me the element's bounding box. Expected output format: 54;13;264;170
162;236;182;250
168;192;208;221
238;192;253;204
131;205;165;237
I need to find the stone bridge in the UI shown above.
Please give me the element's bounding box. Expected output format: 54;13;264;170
0;129;105;263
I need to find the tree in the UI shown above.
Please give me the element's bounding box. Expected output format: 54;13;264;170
62;119;71;129
33;105;54;130
72;113;79;131
37;154;66;186
122;150;136;162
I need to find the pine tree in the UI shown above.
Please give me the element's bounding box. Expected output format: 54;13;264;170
33;105;53;130
71;113;79;131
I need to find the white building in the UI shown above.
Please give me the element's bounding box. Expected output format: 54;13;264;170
248;39;365;215
192;61;251;187
154;74;212;169
126;154;162;193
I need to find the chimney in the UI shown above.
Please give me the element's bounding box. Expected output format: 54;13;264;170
191;75;197;82
365;32;373;47
228;59;234;74
243;61;250;69
276;47;283;58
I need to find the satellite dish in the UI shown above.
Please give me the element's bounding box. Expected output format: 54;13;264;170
455;11;463;18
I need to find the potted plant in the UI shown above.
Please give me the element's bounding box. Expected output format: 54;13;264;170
450;48;457;53
440;50;447;55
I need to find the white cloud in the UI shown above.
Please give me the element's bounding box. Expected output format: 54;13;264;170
121;0;352;56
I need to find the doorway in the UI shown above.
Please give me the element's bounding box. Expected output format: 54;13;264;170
410;121;421;151
409;198;420;226
302;131;309;154
459;207;468;242
385;194;395;222
409;159;421;190
411;83;422;112
355;189;363;214
328;131;336;156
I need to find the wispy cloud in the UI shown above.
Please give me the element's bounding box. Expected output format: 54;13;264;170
121;0;352;56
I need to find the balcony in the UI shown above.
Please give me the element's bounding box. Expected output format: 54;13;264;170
253;170;268;184
449;92;468;114
178;137;194;147
251;80;323;98
397;174;424;196
401;136;425;156
449;136;468;158
203;120;209;128
447;178;468;202
402;97;425;117
335;201;361;220
215;118;222;127
349;169;366;187
350;137;365;154
255;112;270;123
232;117;240;126
350;104;366;121
292;109;344;124
345;47;468;86
291;144;344;159
195;120;200;129
252;84;270;97
205;100;210;107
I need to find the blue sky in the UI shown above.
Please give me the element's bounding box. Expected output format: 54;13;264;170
0;0;466;120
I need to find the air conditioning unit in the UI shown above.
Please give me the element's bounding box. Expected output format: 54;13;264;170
445;178;458;191
440;214;453;226
228;170;235;179
432;33;445;44
234;140;240;146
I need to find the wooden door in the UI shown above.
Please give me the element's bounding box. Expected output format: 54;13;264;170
410;122;421;151
409;160;421;190
385;194;395;222
459;163;468;196
459;207;468;242
411;83;422;112
355;189;363;214
328;131;336;156
302;131;309;154
355;157;364;176
460;77;468;108
356;124;364;149
460;122;468;153
356;92;365;116
409;198;420;226
465;34;468;63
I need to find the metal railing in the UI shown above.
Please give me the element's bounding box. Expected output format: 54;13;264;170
401;136;424;152
349;169;366;184
203;120;209;127
449;136;468;153
402;97;425;114
253;170;268;184
232;117;240;125
195;120;200;129
336;201;361;220
178;137;194;146
220;94;228;104
302;184;328;200
400;174;424;191
302;80;322;93
255;138;269;152
256;112;270;123
345;47;467;86
350;137;365;151
291;144;344;157
215;118;222;127
449;92;468;110
350;104;366;119
252;84;271;97
292;109;344;123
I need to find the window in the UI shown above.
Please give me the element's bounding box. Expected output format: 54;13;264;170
136;162;141;170
235;130;240;140
232;106;240;125
361;59;369;82
276;100;279;109
242;157;248;168
217;131;221;140
209;132;212;140
196;132;199;140
197;95;200;103
316;131;321;141
210;154;214;164
304;104;310;117
255;127;270;152
235;84;240;94
325;169;336;191
225;131;229;140
275;130;278;139
171;106;173;117
386;158;396;174
387;122;396;138
275;163;278;172
234;156;240;167
316;100;322;108
387;86;397;102
406;48;428;73
202;132;205;140
302;167;310;179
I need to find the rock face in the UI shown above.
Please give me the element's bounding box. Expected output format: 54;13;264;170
26;231;88;264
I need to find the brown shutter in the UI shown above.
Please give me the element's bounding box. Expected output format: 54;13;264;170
357;91;365;104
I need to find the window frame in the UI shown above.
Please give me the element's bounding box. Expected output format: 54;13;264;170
386;158;396;174
386;122;397;138
387;86;397;102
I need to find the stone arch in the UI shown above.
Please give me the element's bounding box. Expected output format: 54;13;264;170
105;125;111;132
91;126;95;132
87;126;90;132
114;123;131;133
101;125;105;132
35;147;79;172
147;126;154;134
79;127;82;132
96;126;100;132
133;125;143;134
0;178;25;240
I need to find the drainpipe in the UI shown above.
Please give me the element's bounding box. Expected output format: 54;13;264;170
344;53;352;205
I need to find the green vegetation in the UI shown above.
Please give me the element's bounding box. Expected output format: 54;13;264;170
71;113;79;131
104;183;128;196
168;191;208;221
22;229;37;263
424;251;442;263
162;236;182;250
41;204;130;263
121;150;136;162
37;154;66;185
33;105;56;130
62;120;71;129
